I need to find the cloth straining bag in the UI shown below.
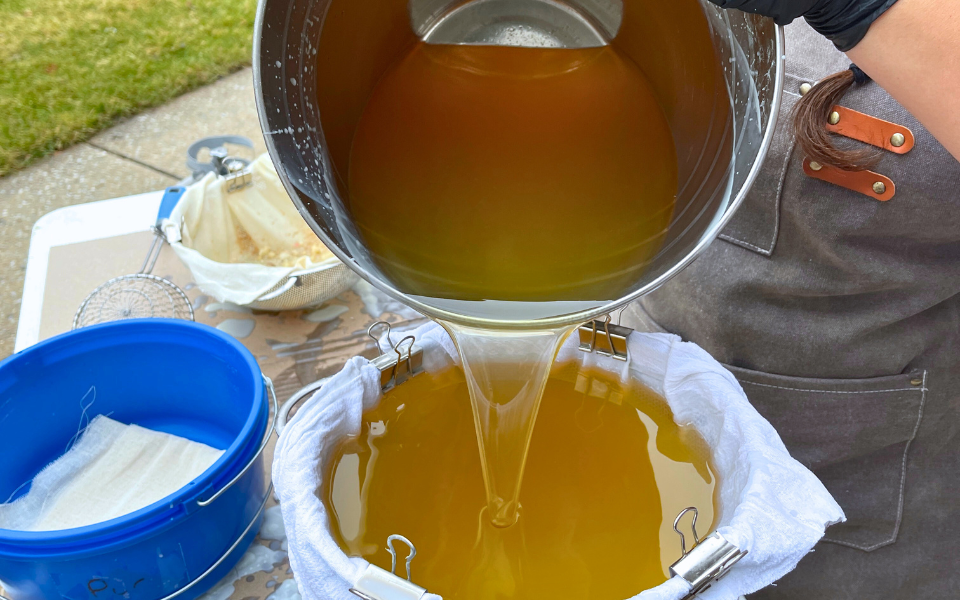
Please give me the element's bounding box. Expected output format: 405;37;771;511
161;154;352;306
0;416;223;531
273;322;844;600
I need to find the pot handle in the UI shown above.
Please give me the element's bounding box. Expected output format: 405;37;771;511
197;375;278;508
275;377;329;437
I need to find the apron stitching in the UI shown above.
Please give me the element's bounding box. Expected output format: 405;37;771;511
718;132;795;255
768;136;794;250
739;380;920;394
821;370;928;551
718;234;773;255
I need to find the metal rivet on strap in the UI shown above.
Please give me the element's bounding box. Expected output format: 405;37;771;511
873;181;887;194
828;111;841;125
809;161;823;171
799;82;813;95
890;132;906;147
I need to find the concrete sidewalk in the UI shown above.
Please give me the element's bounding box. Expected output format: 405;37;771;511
0;68;268;359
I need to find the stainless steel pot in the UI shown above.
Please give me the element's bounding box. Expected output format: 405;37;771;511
253;0;783;329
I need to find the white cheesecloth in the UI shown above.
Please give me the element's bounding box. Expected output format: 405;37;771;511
161;154;350;306
0;415;223;531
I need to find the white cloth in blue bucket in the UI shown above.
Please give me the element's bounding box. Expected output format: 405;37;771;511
0;416;223;531
273;322;845;600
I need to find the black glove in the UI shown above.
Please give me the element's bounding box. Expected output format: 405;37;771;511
709;0;900;51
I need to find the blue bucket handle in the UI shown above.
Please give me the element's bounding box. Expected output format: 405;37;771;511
158;482;272;600
0;492;274;600
195;375;277;508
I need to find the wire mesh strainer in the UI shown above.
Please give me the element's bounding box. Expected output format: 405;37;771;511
74;187;196;329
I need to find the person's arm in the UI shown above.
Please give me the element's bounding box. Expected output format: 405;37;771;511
709;0;960;161
846;0;960;160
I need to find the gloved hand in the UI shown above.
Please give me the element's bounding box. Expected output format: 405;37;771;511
708;0;900;51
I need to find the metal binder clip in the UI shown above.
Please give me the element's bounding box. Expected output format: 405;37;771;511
578;315;631;361
670;507;747;599
224;163;254;193
367;322;423;391
350;536;427;600
276;322;425;436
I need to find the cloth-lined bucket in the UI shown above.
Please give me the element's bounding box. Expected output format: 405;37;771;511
0;320;272;600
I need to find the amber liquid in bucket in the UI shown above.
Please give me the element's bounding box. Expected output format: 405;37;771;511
345;41;679;528
326;364;716;600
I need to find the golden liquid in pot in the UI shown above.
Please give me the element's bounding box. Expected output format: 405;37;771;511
347;42;678;302
326;362;716;600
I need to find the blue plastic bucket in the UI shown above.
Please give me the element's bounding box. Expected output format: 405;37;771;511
0;319;274;600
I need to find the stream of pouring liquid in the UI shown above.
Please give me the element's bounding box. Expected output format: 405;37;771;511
441;323;571;527
347;42;678;527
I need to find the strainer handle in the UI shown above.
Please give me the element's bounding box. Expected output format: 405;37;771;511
139;186;189;275
196;375;278;508
255;276;298;302
275;377;330;436
156;186;187;225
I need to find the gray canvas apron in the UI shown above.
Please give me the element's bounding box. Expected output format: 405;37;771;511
625;19;960;599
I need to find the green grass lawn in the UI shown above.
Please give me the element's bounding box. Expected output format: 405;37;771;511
0;0;257;176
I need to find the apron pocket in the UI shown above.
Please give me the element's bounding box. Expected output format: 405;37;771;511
726;366;927;552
